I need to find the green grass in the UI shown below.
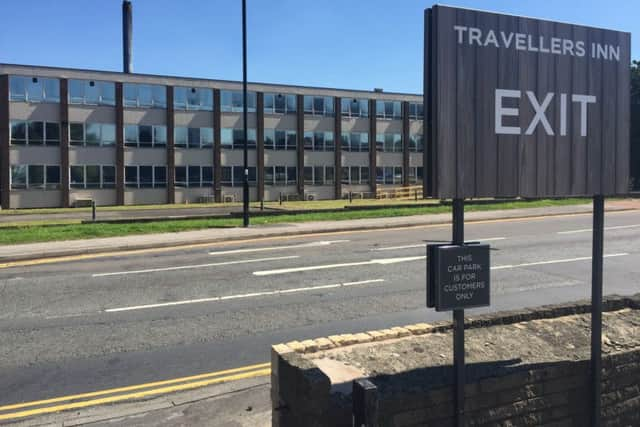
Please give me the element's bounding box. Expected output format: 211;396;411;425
0;198;591;246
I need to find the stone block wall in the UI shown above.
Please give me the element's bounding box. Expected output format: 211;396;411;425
271;294;640;426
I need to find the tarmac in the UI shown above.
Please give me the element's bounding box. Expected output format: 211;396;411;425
2;199;639;426
2;200;637;263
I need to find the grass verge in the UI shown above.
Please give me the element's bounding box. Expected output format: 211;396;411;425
0;198;591;245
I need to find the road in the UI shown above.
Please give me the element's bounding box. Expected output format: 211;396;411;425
0;209;639;408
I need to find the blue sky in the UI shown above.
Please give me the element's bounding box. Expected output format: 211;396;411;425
1;0;637;94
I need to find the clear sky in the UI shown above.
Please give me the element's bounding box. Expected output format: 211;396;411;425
0;0;637;94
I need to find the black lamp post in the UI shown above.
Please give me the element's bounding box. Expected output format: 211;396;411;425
242;0;249;227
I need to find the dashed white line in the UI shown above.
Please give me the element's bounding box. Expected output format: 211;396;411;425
252;256;426;276
104;279;385;312
491;253;628;270
558;224;640;234
92;256;299;278
370;237;506;252
208;240;350;256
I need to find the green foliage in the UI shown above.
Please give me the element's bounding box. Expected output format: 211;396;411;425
0;198;589;245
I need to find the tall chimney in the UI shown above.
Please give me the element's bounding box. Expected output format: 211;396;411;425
122;1;133;73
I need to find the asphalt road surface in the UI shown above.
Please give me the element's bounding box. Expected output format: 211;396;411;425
1;209;639;406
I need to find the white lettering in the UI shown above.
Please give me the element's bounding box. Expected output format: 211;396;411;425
515;33;527;50
453;25;467;44
539;36;550;53
551;37;562;54
469;27;482;46
484;30;499;47
572;94;597;136
525;92;555;136
495;89;521;135
560;93;567;136
575;41;586;57
501;31;515;48
562;39;575;56
527;35;539;52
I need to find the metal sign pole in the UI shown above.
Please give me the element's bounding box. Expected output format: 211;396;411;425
591;194;604;426
241;0;249;228
452;198;465;427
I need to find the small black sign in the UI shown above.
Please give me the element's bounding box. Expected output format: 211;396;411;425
427;243;490;311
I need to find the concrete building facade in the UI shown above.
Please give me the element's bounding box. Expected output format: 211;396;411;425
0;64;424;208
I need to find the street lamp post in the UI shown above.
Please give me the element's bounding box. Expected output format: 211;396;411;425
242;0;249;227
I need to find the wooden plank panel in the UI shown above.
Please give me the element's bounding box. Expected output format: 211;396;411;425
474;11;499;197
496;14;519;197
615;32;631;194
553;23;573;196
601;29;618;195
587;28;604;194
455;8;477;197
517;17;538;197
570;25;589;195
435;5;457;197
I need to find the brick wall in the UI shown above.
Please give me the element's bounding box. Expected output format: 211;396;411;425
271;294;640;427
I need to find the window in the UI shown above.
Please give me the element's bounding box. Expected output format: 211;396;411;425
9;164;60;190
408;166;424;184
173;86;213;111
68;122;116;147
124;125;167;147
409;103;424;120
264;166;297;186
375;166;403;184
70;165;116;189
123;83;166;108
376;100;402;120
10;121;26;145
68;80;116;106
341;132;369;152
221;128;257;149
124;165;167;188
221;90;256;112
303;131;334;151
303;96;335;116
409;134;424;152
341;98;369;118
341;166;369;185
264;93;296;114
174;127;213;148
376;133;403;152
221;166;256;186
9;76;59;103
10;120;60;146
264;129;297;150
303;166;334;186
174;165;213;187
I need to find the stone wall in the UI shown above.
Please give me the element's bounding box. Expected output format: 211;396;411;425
271;294;640;426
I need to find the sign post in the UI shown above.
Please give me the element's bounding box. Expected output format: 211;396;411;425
424;5;630;425
452;198;465;427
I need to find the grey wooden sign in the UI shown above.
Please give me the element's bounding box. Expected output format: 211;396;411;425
424;5;631;198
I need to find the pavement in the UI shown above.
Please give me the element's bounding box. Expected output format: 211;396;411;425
0;200;636;262
1;199;639;426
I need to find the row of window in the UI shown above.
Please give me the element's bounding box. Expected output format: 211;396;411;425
9;120;424;153
8;76;424;119
10;164;424;190
9;121;60;145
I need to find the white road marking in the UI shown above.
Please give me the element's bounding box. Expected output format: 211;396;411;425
558;224;640;234
92;256;299;278
253;256;425;276
491;253;628;270
208;240;350;256
370;237;506;252
105;279;385;312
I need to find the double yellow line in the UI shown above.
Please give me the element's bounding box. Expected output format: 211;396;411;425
0;362;270;421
